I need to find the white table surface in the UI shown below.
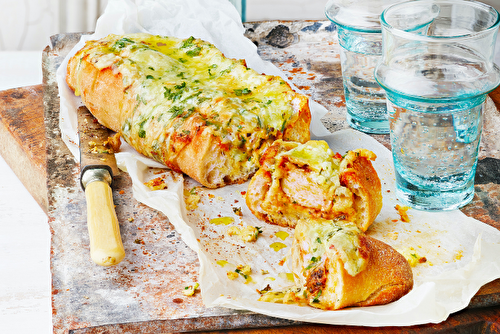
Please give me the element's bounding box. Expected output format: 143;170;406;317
0;51;52;333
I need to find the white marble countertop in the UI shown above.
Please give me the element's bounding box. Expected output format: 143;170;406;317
0;51;53;333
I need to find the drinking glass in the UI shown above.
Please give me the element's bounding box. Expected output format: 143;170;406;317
325;0;403;134
375;0;500;210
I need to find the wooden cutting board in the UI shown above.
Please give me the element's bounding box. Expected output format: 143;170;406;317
1;20;500;333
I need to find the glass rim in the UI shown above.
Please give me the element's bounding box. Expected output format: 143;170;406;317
375;77;498;104
329;21;382;33
380;0;500;41
324;0;384;33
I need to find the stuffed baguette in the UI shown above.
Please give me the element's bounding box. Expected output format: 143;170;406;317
66;33;311;188
246;140;382;232
259;219;413;310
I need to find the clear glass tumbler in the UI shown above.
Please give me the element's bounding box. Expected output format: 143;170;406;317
325;0;402;134
375;0;500;210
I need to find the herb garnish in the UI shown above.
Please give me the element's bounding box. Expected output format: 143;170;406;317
234;88;252;96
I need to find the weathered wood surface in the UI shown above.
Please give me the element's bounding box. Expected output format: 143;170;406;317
0;19;498;333
0;85;48;212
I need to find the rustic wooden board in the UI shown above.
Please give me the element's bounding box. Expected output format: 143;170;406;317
0;19;495;333
0;85;47;212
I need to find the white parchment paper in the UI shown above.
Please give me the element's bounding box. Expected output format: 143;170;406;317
56;0;500;326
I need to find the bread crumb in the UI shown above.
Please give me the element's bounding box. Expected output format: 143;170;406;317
232;207;243;216
227;226;262;242
184;188;201;210
398;247;427;267
105;132;121;152
395;204;411;222
227;271;239;280
183;283;199;296
144;176;167;190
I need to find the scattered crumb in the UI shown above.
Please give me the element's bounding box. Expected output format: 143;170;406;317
236;264;252;276
395;204;411;222
227;226;262;242
256;284;272;295
227;271;239;280
184;187;201;210
398;247;427;267
454;250;464;261
183;283;199;296
105;132;121;152
232;207;243;216
227;264;253;282
144;176;168;190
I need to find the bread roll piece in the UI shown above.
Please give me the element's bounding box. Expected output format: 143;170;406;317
66;33;311;188
246;140;382;232
259;219;413;310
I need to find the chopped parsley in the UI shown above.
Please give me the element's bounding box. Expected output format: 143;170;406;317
234;88;252;96
208;64;218;76
305;256;321;270
312;289;322;303
186;46;202;57
169;106;184;119
235;268;249;279
111;37;134;51
181;36;196;48
138;119;147;138
175;82;186;90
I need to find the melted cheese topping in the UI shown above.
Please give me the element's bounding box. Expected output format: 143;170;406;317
258;219;367;307
275;140;341;186
78;33;300;174
299;219;367;277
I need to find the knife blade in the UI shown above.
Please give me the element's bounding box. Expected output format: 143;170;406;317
77;106;125;266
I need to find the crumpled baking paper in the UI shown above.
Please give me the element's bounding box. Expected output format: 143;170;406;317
56;0;500;327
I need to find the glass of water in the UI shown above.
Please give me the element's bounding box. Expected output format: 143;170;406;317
375;0;500;210
325;0;403;134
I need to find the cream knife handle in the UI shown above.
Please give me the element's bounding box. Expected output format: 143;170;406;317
83;169;125;266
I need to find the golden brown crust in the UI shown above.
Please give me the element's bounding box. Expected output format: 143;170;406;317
67;54;132;132
292;220;413;310
66;34;311;188
246;141;382;231
339;150;383;232
342;236;413;309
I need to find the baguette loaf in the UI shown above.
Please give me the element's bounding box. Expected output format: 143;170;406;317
259;219;413;310
245;140;382;232
66;33;311;188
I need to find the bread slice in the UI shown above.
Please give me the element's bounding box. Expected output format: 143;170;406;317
246;140;382;232
259;219;413;310
66;33;311;188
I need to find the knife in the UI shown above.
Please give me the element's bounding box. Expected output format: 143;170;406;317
77;106;125;266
